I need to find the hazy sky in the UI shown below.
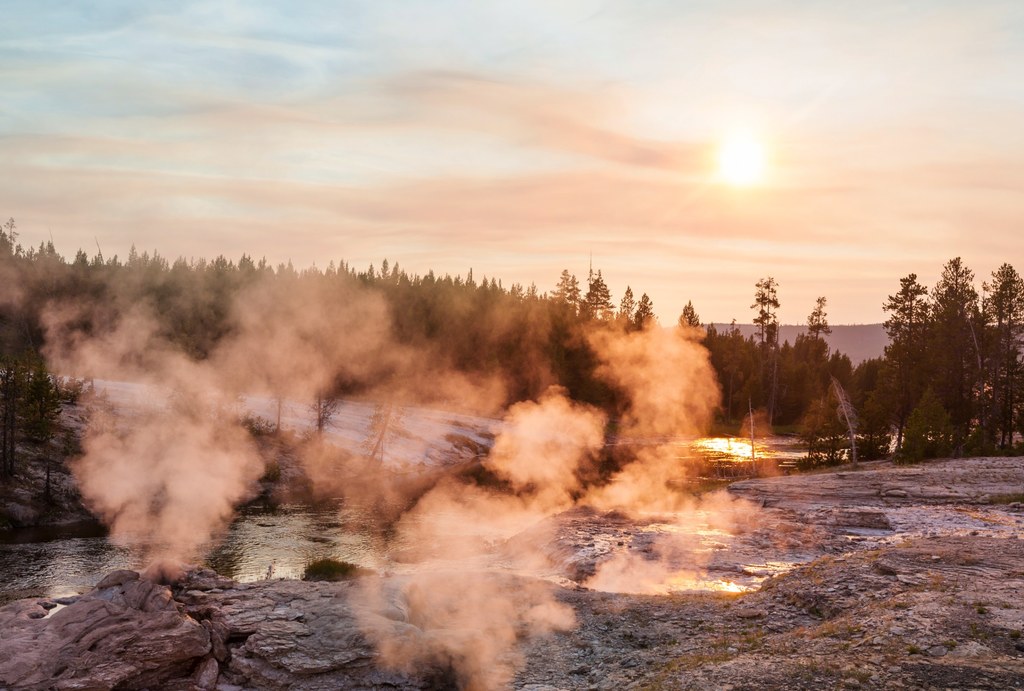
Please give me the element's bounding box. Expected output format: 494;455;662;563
2;1;1022;323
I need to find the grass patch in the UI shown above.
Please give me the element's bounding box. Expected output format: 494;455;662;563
302;558;373;582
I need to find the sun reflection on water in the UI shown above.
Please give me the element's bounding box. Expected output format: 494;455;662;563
691;437;757;462
664;574;754;593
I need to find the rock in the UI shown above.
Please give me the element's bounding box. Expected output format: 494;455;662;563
873;560;899;576
735;608;766;619
948;641;990;658
202;618;232;662
194;656;220;689
95;568;140;589
926;645;948;657
0;572;210;689
882;488;909;498
184;568;236;592
832;510;892;530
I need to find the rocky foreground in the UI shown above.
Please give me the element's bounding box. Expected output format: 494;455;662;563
2;457;1024;690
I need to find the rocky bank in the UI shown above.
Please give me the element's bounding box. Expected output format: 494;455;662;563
2;456;1024;690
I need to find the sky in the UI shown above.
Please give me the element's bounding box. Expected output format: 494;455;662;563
2;1;1023;324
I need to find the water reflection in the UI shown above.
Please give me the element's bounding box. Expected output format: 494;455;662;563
205;502;387;582
0;502;386;602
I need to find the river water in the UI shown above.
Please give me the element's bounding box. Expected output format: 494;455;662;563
0;435;805;602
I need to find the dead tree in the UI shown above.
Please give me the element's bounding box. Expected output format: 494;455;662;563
831;376;859;468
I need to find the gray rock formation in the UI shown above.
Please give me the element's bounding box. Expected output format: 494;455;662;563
0;569;210;689
0;568;455;690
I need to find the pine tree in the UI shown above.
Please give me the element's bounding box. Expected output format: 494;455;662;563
929;258;980;451
633;293;655;330
24;359;61;443
0;359;23;478
807;296;832;339
619;286;636;325
553;270;581;314
883;273;930;450
584;270;614;321
678;300;701;328
751;277;781;423
363;402;406;466
897;388;952;463
751;277;780;348
984;263;1024;448
310;389;340;435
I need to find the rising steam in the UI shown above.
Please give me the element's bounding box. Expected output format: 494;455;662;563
40;272;756;688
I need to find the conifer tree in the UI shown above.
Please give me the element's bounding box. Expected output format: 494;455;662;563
929;258;980;451
584;270;613;320
807;296;832;339
678;300;701;328
984;263;1024;448
634;293;655;330
883;273;930;450
619;286;636;325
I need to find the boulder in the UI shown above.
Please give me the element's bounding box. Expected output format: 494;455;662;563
0;572;210;689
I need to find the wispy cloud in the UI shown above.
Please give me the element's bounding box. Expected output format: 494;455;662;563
2;1;1024;322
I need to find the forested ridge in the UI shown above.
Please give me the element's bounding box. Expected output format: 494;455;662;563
1;217;1022;480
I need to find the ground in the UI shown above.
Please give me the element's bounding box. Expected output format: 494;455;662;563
513;457;1024;689
3;456;1023;690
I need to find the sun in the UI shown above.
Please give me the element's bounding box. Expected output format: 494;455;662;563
717;131;766;186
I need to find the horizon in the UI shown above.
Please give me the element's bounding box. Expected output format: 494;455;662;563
4;2;1022;324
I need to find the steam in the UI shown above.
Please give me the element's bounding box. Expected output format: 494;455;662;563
41;306;265;559
345;324;751;685
348;387;599;686
584;325;721;513
76;404;263;558
355;572;575;690
40;271;511;559
582;490;760;595
38;266;758;687
590;324;720;440
486;387;605;511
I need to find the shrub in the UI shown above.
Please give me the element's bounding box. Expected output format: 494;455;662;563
897;389;951;463
242;413;276;437
799;397;849;469
56;376;85;405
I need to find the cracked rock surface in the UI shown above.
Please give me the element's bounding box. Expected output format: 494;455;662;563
2;457;1024;690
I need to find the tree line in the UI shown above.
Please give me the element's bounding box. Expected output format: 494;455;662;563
1;217;1021;478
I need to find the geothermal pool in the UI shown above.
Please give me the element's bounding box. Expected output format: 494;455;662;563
0;501;382;602
0;432;805;604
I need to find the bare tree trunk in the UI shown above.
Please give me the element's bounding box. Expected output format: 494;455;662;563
831;377;858;468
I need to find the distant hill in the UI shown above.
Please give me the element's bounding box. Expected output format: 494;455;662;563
708;323;887;364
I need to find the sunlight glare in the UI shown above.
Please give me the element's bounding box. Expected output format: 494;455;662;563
717;131;766;186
